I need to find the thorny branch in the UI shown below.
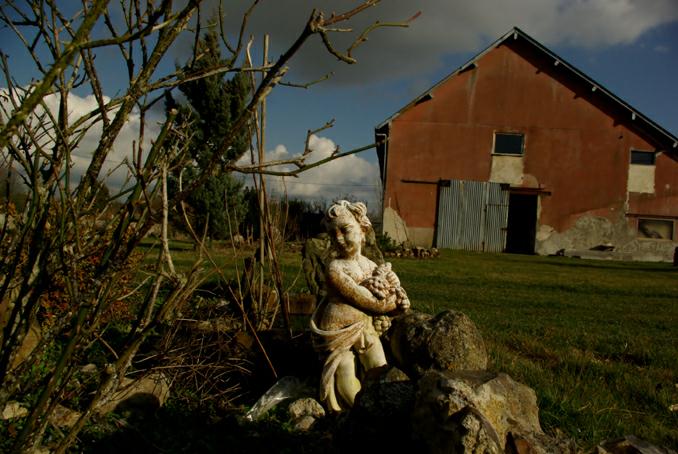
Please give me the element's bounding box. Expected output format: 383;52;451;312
0;1;412;451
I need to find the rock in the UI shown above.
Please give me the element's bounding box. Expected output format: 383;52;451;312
292;415;317;431
95;372;170;415
302;234;332;297
234;330;254;350
25;446;50;454
388;310;488;378
232;234;245;248
380;366;410;383
11;321;41;370
288;397;325;420
445;406;503;454
1;401;28;420
506;430;577;454
50;404;81;428
411;369;545;451
339;380;420;451
288;398;325;431
80;363;98;374
596;435;677;454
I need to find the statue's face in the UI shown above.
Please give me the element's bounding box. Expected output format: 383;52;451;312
332;215;363;257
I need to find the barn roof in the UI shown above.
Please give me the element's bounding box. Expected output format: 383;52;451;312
376;27;678;153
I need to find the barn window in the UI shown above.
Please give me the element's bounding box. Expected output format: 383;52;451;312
630;150;655;165
637;218;673;240
493;133;524;155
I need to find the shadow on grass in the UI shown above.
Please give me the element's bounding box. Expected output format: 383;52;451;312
515;256;677;273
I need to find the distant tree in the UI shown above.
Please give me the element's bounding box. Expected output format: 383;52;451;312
174;167;247;239
166;30;251;239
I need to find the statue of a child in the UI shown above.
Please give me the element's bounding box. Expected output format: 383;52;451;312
310;200;409;411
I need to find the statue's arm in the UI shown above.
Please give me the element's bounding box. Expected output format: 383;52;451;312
327;266;396;314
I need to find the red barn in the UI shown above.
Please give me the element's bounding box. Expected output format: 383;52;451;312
375;28;678;261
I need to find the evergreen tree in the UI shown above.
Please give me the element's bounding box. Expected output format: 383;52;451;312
166;30;251;239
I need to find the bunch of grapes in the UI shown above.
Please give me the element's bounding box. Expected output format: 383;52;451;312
373;315;392;336
362;263;410;312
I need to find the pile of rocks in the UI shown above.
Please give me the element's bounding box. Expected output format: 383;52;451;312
339;309;575;453
384;246;440;259
252;309;675;454
246;310;570;452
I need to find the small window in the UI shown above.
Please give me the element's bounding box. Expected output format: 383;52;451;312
494;133;524;155
630;150;655;165
637;218;673;240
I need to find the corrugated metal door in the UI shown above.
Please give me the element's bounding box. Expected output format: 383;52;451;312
436;180;509;252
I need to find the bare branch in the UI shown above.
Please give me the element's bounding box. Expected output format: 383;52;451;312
0;0;110;151
228;140;382;177
323;0;381;26
304;119;335;155
279;72;333;89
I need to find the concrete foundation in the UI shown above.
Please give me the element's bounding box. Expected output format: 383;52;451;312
535;214;677;262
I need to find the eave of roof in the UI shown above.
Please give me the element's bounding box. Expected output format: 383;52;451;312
376;27;678;153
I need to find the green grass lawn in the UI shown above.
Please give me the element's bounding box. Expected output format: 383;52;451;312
140;241;677;450
391;250;678;450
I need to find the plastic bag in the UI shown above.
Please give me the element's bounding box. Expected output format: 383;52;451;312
243;376;313;421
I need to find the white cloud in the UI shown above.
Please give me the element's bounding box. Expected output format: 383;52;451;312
202;0;678;86
0;88;163;191
240;135;381;208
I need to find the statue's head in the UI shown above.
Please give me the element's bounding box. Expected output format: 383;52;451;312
325;200;371;257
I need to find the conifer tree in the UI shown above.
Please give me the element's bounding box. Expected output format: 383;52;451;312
166;30;250;239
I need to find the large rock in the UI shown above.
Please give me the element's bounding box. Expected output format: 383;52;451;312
411;369;548;452
95;372;170;415
388;310;488;378
338;380;421;452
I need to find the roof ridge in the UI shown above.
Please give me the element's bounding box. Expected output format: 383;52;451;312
376;27;678;152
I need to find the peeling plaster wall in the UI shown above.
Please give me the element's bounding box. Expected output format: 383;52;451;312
383;206;434;247
383;206;410;245
627;165;655;194
489;155;524;185
535;214;677;262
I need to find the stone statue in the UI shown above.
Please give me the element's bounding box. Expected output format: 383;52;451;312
310;200;410;412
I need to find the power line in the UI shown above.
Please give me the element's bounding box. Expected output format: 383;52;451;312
269;180;378;188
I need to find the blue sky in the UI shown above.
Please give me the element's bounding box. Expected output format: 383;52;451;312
2;0;677;207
